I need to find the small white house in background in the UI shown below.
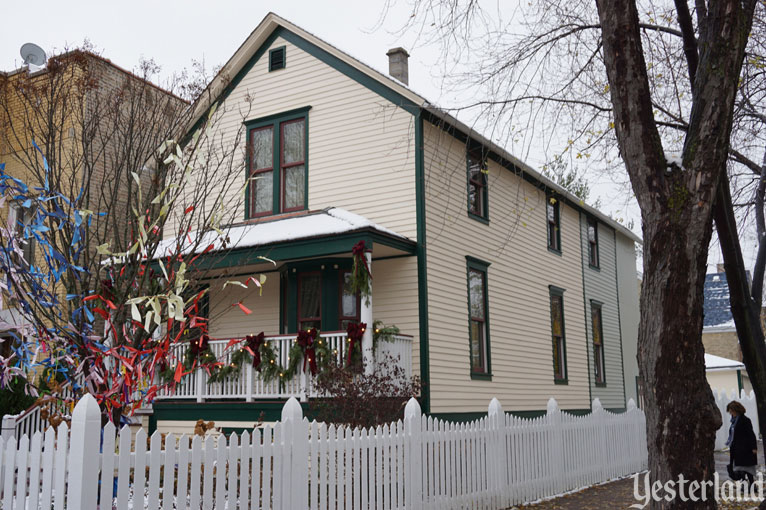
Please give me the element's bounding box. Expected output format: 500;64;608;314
705;353;751;395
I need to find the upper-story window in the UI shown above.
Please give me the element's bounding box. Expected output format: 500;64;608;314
7;203;35;267
547;196;561;252
467;149;488;221
587;217;599;268
246;108;309;219
592;302;606;385
549;286;568;383
467;257;491;379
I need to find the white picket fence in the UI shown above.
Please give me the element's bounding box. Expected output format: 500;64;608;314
0;394;647;510
714;389;760;450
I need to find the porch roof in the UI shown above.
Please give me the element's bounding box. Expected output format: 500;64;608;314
163;208;416;270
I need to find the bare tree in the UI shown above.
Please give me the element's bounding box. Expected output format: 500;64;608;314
387;1;758;506
0;49;258;423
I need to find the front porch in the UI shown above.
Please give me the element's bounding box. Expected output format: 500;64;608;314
152;208;421;408
153;331;413;403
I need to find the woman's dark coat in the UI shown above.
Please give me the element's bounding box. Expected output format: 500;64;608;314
730;414;758;467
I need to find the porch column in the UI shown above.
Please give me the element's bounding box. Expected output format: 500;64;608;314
361;250;374;375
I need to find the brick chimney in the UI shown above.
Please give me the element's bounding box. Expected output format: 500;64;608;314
386;47;409;85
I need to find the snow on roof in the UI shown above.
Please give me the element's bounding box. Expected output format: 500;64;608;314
158;207;409;258
705;353;745;371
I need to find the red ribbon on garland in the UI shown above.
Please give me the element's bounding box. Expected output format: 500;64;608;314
346;322;367;366
296;328;319;375
351;240;372;279
244;332;265;371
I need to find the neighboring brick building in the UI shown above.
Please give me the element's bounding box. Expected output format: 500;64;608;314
0;51;187;340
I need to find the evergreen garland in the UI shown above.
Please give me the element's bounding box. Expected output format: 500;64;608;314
350;240;372;304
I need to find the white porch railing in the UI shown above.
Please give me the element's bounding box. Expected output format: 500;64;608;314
155;331;413;403
1;382;74;443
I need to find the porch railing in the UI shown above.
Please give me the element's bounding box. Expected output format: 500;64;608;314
154;331;413;403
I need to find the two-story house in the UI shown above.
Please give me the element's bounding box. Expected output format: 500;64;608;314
148;13;641;434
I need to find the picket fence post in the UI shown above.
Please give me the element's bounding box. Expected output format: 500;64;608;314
0;415;15;442
547;398;564;495
488;398;508;507
404;397;423;510
67;393;101;510
281;397;308;510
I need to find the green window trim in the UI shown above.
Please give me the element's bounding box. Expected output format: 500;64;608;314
466;256;492;380
549;285;568;384
546;194;562;254
268;46;286;72
466;148;489;223
244;106;311;220
591;300;607;387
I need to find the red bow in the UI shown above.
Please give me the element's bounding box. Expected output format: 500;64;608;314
296;328;319;375
189;334;210;359
244;332;265;371
346;322;367;366
352;241;372;279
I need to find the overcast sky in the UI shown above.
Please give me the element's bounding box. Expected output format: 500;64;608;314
1;0;754;272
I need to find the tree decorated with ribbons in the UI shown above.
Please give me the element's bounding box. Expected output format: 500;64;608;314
0;50;262;423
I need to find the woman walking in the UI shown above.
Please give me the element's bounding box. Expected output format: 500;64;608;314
725;401;758;485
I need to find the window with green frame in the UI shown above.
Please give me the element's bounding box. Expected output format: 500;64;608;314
246;107;309;218
587;216;600;268
591;302;606;385
467;149;488;221
466;257;491;378
549;286;567;383
547;195;561;252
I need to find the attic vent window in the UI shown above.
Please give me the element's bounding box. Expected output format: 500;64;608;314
269;47;286;72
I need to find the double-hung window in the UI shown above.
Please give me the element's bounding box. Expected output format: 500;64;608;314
467;257;491;378
7;203;35;267
467;149;488;221
247;108;309;218
587;217;599;268
592;302;606;385
549;286;567;383
547;196;561;252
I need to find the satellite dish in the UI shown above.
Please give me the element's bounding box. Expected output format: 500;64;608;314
20;43;47;67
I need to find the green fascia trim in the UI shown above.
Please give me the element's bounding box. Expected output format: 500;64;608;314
613;229;628;407
466;258;492;379
185;25;420;145
193;230;415;271
415;112;431;414
244;106;312;128
579;213;593;404
737;370;743;394
152;400;309;424
268;45;286;72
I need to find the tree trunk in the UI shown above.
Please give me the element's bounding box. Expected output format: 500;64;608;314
713;177;766;466
594;0;755;506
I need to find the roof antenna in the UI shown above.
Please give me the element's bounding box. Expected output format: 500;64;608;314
20;43;47;71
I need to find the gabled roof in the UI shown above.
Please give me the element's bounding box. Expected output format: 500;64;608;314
186;12;641;244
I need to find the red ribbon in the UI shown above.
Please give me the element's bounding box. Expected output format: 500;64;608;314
352;240;372;279
346;322;367;366
244;332;265;371
296;328;319;375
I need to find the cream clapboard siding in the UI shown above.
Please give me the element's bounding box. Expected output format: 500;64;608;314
203;258;421;377
579;216;625;409
423;122;589;413
370;257;420;377
615;233;640;405
172;35;417;241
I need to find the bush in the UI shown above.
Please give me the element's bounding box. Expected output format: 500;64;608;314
0;377;36;421
309;355;422;429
